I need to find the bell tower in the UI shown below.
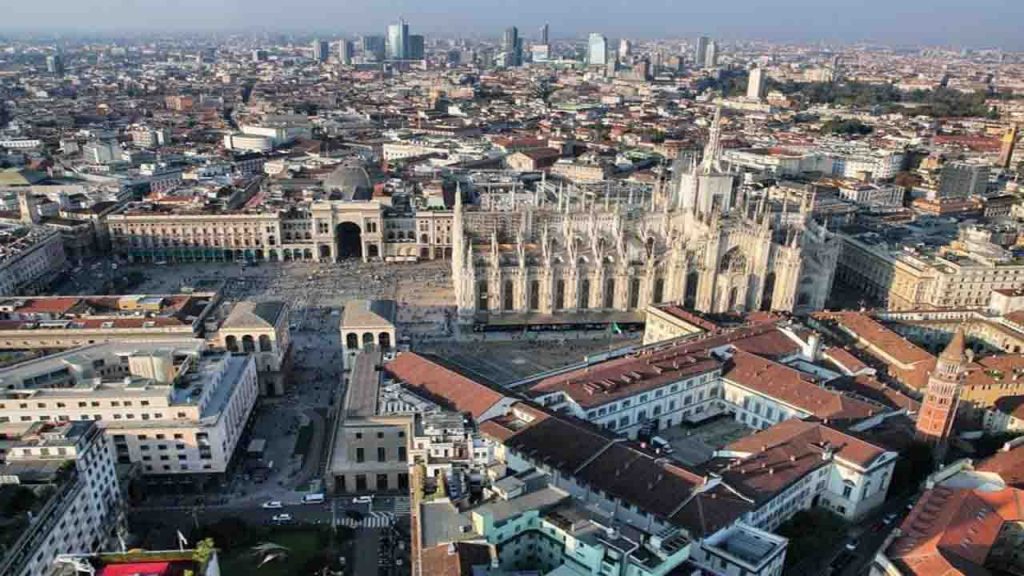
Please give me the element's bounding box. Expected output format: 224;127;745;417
914;327;968;463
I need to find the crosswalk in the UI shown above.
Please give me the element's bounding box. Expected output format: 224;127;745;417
337;511;394;529
393;498;411;516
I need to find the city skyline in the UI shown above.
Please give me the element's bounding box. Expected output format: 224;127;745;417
2;0;1024;50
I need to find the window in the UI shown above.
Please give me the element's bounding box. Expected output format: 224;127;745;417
377;447;386;462
355;448;364;463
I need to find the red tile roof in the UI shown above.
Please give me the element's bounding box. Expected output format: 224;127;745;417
725;419;888;470
724;350;880;424
480;402;752;536
815;311;935;367
813;311;936;390
385;352;506;419
655;305;719;332
976;442;1024;489
828;375;921;413
9;297;81;315
887;485;1024;576
525;348;720;408
823;346;871;374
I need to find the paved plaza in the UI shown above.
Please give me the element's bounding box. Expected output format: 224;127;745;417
659;415;754;466
419;336;641;386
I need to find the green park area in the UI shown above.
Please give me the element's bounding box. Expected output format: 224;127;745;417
198;518;353;576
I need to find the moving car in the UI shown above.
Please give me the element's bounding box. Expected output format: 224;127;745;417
271;513;293;522
352;495;373;504
302;493;325;504
261;500;283;509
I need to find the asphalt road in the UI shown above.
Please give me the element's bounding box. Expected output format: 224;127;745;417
129;495;409;543
786;493;915;576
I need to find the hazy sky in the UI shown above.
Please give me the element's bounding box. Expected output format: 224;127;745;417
3;0;1023;49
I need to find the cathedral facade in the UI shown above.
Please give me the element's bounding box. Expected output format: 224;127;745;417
452;110;840;323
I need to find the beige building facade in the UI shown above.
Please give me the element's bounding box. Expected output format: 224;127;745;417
107;199;453;265
0;340;259;484
215;301;290;396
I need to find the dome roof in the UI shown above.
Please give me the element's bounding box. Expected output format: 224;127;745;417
323;164;372;200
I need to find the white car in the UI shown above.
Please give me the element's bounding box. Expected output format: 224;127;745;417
352;495;373;504
271;513;293;522
261;501;283;509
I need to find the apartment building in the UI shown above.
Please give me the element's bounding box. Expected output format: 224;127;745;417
0;340;258;484
0;293;217;351
325;347;412;494
473;402;787;576
0;224;66;296
523;322;880;439
837;232;1024;310
710;420;897;526
0;421;123;576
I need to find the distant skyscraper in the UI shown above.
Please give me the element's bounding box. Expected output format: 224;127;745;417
695;36;709;65
747;66;766;100
540;23;549;45
999;124;1018;170
46;53;64;75
408;35;425;60
829;54;842;82
618;39;632;61
387;19;410;60
587;33;608;66
312;39;329;63
362;35;386;61
704;40;719;68
252;49;268;63
632;59;650;81
502;26;522;67
338;40;354;65
915;328;967;462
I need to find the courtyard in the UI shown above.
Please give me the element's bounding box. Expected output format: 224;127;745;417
658;415;754;466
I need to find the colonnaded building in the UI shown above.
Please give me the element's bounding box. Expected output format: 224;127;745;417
451;110;841;323
106;164;455;264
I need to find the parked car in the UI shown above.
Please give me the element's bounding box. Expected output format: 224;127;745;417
302;493;325;504
352;495;374;504
650;436;674;455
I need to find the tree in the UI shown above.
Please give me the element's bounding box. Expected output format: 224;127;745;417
192;538;216;566
821;118;873;135
890;441;935;496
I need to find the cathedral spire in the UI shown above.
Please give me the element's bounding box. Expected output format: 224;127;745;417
700;104;724;175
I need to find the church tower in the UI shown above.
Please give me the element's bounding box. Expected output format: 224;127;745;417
915;328;968;462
